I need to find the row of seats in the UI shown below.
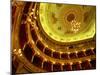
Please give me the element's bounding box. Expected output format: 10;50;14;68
38;39;95;59
18;2;32;48
32;54;43;68
31;29;38;43
44;47;52;57
36;40;95;59
19;23;28;48
85;49;94;56
36;40;45;52
23;2;31;14
23;44;96;71
32;54;96;71
23;43;35;62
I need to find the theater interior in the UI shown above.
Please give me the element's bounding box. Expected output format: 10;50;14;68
12;1;96;74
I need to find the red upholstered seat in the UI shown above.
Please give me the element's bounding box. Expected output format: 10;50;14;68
61;53;69;59
81;60;91;70
43;61;52;71
69;53;77;59
36;40;44;51
19;24;28;48
72;62;81;70
23;44;34;62
63;63;72;71
77;51;86;58
32;54;43;68
85;49;94;56
31;29;38;42
53;63;62;72
53;52;60;59
44;47;52;57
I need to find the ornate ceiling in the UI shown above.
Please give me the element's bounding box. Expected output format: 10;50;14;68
39;3;95;42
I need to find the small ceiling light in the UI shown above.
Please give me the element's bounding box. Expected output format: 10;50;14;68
70;62;73;65
32;9;35;12
19;54;22;57
27;18;31;22
78;61;82;63
83;49;86;52
34;16;37;20
60;52;63;54
91;47;94;50
18;49;21;54
75;51;78;53
87;59;91;62
53;62;55;64
44;58;47;61
62;63;64;65
67;52;70;54
37;52;40;55
13;49;16;52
